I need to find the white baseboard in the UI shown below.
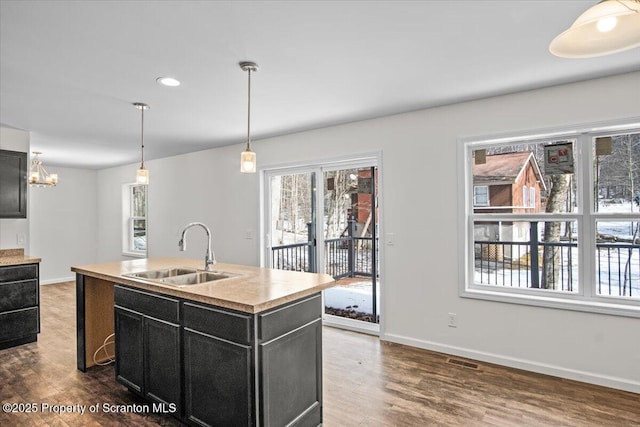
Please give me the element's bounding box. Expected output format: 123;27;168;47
40;276;75;285
381;332;640;395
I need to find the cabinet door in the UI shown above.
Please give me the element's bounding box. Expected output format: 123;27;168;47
184;329;253;427
0;149;28;218
115;306;144;394
144;316;181;414
260;319;322;427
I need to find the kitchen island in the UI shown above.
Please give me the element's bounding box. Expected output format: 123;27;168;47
72;258;335;427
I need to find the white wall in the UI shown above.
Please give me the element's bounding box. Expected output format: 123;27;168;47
96;71;640;393
0;127;30;252
29;166;98;284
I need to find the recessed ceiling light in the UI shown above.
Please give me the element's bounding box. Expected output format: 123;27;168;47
156;77;181;87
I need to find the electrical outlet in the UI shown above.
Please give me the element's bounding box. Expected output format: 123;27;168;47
245;229;254;240
448;313;458;328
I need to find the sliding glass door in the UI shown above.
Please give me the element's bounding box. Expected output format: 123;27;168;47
264;159;380;329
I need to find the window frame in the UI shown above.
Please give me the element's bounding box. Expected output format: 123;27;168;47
473;185;489;206
530;187;536;208
457;119;640;318
122;183;148;258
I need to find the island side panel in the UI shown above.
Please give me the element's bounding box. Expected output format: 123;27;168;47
258;293;323;426
76;274;115;370
76;274;85;371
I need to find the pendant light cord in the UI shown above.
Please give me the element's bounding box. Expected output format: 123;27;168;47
141;106;145;168
246;67;252;152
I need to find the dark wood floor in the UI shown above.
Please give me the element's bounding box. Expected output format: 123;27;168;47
1;282;638;426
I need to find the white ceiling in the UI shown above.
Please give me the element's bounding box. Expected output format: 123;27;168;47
1;1;639;169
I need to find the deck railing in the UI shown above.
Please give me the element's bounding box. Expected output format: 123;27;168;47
271;237;379;278
271;220;379;279
474;240;639;297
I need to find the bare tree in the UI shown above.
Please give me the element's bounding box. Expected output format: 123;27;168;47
324;170;357;238
541;174;572;289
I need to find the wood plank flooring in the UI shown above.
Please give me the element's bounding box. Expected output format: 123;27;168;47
1;281;638;426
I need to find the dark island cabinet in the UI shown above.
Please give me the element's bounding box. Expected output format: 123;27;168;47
0;263;40;349
183;302;254;426
114;284;323;426
114;286;181;415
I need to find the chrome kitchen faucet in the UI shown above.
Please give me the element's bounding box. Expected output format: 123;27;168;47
178;222;216;271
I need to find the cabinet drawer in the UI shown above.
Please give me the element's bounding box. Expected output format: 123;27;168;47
0;279;37;311
0;307;39;341
259;293;321;342
0;264;38;283
114;285;179;323
183;302;252;345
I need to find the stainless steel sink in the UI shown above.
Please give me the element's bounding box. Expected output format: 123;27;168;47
125;267;197;280
125;268;236;287
161;271;235;286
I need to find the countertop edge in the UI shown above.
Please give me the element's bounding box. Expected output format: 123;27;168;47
0;256;42;267
71;262;335;314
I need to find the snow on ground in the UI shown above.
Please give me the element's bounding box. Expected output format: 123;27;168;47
324;281;380;313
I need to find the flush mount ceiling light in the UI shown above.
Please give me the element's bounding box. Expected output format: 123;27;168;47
240;61;259;173
549;0;640;58
156;76;181;87
28;151;58;187
133;102;150;184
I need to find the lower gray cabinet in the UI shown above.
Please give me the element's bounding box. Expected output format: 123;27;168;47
260;320;322;427
114;286;181;415
184;329;253;426
183;301;254;426
114;285;323;426
144;316;181;411
114;306;144;393
0;263;40;349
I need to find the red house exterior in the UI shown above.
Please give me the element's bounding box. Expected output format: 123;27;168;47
473;152;546;214
472;152;546;260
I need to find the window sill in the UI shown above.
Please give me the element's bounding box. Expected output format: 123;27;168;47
461;287;640;318
122;251;147;259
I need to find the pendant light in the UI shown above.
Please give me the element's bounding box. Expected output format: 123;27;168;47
133;102;150;184
240;61;259;173
28;151;58;187
549;0;640;58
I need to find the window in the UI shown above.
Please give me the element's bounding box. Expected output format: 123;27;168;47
530;187;536;208
459;122;640;317
473;185;489;206
122;184;147;257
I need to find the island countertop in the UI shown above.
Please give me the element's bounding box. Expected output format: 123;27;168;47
71;257;335;313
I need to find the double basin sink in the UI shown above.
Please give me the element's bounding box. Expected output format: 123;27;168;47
125;267;236;287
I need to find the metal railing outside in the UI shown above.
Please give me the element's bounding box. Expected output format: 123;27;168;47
474;240;639;297
271;237;379;279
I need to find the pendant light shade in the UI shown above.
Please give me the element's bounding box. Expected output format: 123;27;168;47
133;102;150;184
240;61;259;173
136;168;149;185
241;149;256;173
549;0;640;58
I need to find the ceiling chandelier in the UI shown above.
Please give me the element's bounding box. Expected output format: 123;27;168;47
549;0;640;58
28;151;58;187
133;102;150;184
240;61;259;173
